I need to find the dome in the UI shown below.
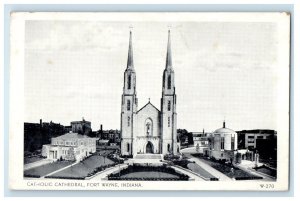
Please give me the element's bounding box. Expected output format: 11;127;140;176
214;127;236;134
213;121;237;136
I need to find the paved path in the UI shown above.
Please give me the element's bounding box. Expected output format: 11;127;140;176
24;159;53;171
185;154;231;181
88;164;128;180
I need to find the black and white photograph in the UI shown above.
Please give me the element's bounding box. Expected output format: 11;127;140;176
8;12;290;191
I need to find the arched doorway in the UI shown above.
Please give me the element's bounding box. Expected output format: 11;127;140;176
146;141;154;154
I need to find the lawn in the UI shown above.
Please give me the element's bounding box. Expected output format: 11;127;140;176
49;155;114;178
121;172;179;179
198;157;263;180
254;166;277;178
24;156;44;164
24;161;74;177
187;163;218;180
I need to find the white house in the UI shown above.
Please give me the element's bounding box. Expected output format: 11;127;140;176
42;132;97;161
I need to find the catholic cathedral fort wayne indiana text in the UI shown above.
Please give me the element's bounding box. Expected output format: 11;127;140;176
120;30;179;156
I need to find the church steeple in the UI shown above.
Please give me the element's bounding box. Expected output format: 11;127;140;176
166;30;172;69
127;31;134;69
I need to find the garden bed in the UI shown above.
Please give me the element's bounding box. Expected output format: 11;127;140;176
24;161;74;178
108;164;189;181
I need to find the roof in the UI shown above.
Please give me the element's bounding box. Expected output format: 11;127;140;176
54;133;91;140
213;127;237;135
71;120;91;124
98;140;109;143
137;101;160;113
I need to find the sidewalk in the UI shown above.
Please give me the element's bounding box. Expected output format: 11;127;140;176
187;155;231;181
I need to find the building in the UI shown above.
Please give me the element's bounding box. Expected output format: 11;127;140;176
70;118;92;135
206;122;238;162
24;119;66;153
192;130;210;153
120;31;178;156
236;129;277;150
236;129;277;164
42;133;97;161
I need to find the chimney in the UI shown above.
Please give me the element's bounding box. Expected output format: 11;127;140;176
223;121;226;128
40;119;42;127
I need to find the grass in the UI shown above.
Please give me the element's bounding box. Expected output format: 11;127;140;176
254;166;277;178
120;172;179;179
50;155;114;178
187;163;218;180
24;156;44;164
24;161;74;177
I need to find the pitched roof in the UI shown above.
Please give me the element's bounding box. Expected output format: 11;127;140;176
54;133;91;140
137;101;160;114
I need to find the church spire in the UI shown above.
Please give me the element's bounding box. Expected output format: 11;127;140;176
127;31;134;69
166;30;172;69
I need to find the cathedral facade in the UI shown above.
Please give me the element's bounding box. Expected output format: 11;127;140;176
120;31;178;156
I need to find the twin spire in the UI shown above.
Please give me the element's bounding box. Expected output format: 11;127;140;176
166;30;173;69
127;31;134;69
126;30;173;70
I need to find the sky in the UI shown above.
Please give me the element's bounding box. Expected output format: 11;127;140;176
25;20;281;132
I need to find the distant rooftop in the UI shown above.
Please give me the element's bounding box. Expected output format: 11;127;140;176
236;129;277;134
54;133;92;140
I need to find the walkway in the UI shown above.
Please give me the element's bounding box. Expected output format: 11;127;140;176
24;159;53;171
185;154;231;181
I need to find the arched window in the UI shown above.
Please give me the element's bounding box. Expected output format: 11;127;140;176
168;100;171;111
167;75;171;89
127;74;131;89
127;143;130;152
127;100;130;111
167;144;170;152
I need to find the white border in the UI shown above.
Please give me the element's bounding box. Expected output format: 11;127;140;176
9;12;290;191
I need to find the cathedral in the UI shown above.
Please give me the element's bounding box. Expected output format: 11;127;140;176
120;30;178;156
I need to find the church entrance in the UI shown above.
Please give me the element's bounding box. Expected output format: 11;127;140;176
146;141;154;154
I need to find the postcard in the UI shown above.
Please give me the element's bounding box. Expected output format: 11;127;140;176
9;12;290;191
